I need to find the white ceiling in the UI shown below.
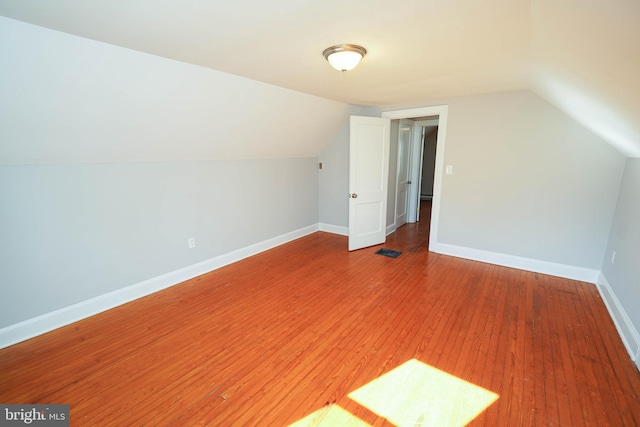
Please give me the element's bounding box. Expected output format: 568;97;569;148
1;0;639;157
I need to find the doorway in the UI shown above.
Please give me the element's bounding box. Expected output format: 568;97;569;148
411;118;439;223
420;126;439;204
382;106;448;252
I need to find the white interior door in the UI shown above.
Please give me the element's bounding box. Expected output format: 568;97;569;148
407;123;424;223
395;120;413;228
348;116;391;251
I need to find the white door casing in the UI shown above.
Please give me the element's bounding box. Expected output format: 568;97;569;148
382;106;448;252
348;116;391;251
411;119;439;222
395;120;413;228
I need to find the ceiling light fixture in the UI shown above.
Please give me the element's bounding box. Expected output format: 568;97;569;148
323;44;367;72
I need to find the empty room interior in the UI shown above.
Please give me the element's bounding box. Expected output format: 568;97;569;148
1;1;639;425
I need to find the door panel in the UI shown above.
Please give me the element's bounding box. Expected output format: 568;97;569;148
348;116;391;251
395;122;412;227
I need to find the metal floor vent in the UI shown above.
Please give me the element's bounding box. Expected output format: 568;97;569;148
375;248;403;258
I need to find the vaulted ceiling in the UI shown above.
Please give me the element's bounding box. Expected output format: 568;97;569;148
1;0;638;157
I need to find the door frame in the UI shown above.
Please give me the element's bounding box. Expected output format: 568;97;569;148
382;106;448;252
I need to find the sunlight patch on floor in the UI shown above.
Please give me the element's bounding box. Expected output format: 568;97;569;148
289;358;498;427
288;404;370;427
348;359;498;426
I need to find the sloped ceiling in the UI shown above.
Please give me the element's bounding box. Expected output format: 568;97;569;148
530;0;640;157
0;0;638;157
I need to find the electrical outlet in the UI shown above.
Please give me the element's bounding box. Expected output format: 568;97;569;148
446;165;453;175
188;238;196;249
611;251;616;264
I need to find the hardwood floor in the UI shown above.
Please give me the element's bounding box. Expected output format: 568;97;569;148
2;204;639;426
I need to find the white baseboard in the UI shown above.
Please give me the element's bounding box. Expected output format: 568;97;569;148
5;226;633;376
429;242;600;283
319;223;348;236
596;273;640;364
0;224;319;349
431;242;639;369
386;223;396;236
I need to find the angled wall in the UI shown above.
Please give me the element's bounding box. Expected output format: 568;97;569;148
0;17;354;343
599;159;640;363
0;17;354;164
531;0;640;157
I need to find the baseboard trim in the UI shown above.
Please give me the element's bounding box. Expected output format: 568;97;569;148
0;224;319;350
430;242;640;367
386;223;396;236
596;273;640;364
430;242;600;283
319;223;348;236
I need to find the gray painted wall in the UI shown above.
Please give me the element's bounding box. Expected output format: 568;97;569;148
434;91;624;269
0;17;354;164
322;91;625;271
601;159;640;338
318;120;350;228
0;159;319;328
0;18;340;330
318;107;381;230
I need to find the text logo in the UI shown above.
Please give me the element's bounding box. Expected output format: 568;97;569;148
1;405;69;426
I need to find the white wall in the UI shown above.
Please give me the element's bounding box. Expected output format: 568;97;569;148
0;17;349;337
600;159;640;362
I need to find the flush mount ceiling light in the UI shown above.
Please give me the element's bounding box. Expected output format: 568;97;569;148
323;44;367;72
